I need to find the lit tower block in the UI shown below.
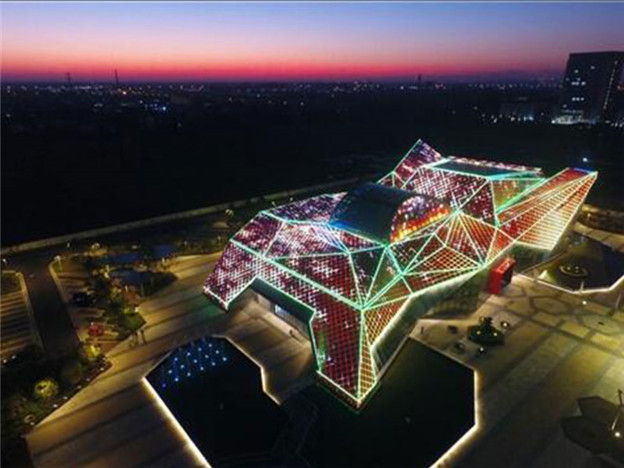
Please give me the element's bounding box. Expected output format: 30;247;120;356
205;139;597;407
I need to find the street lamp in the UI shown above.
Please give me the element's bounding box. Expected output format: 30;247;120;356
54;255;63;272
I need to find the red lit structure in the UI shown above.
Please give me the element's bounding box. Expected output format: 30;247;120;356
488;257;516;294
205;139;597;407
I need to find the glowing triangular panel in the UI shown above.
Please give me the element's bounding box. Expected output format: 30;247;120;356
461;183;495;224
371;277;411;306
404;270;471;292
389;235;429;270
333;229;380;251
406;234;444;270
456;214;496;262
364;300;405;345
368;251;400;300
410;246;478;274
358;330;376;398
205;243;259;306
501;175;588;240
518;175;596;249
392;140;443;187
492;178;541;210
351;248;385;300
233;213;283;253
447;216;481;262
497;168;588;224
266;223;343;258
311;300;361;397
486;229;514;263
280;253;358;301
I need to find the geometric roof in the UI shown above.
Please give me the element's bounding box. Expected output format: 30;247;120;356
205;139;598;407
329;182;445;243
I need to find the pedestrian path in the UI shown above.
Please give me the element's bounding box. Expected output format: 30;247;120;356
26;253;312;467
215;301;314;403
414;261;624;468
1;273;41;361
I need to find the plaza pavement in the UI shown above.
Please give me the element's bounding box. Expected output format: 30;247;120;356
24;223;624;467
26;254;313;467
421;226;624;467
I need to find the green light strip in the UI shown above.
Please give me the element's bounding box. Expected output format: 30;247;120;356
501;174;593;229
231;239;362;309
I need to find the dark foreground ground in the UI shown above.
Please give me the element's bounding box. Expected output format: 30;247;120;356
149;336;475;468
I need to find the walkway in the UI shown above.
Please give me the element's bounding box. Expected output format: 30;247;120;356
25;254;313;467
417;252;623;466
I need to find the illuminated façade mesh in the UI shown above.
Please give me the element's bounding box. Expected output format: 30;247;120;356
204;139;597;407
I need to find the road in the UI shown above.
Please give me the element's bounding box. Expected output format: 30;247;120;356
7;248;80;359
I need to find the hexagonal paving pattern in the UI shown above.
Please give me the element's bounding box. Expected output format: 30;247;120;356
533;297;570;315
580;314;622;335
503;284;526;298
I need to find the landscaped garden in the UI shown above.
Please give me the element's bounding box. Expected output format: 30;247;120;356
56;245;183;341
1;343;109;466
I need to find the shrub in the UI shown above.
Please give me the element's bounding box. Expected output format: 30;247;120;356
60;360;84;386
81;344;102;363
121;313;145;332
33;379;59;400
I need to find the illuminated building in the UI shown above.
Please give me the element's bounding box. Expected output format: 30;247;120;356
204;140;597;407
554;51;624;125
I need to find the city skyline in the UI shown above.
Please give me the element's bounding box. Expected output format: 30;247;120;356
2;2;624;82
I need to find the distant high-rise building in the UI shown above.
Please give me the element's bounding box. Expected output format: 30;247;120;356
554;51;623;124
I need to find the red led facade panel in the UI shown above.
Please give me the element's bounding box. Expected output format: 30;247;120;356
205;139;597;406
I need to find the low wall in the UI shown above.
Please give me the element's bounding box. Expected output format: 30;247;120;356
1;177;361;256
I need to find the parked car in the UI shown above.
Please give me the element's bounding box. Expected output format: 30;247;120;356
71;291;95;307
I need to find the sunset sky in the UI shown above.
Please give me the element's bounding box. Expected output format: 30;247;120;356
2;2;623;82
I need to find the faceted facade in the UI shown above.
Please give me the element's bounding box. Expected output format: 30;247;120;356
204;139;597;407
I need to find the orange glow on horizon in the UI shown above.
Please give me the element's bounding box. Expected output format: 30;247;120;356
1;56;561;82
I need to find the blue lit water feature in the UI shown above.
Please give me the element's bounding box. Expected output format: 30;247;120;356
146;336;288;467
150;337;230;390
147;337;475;467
